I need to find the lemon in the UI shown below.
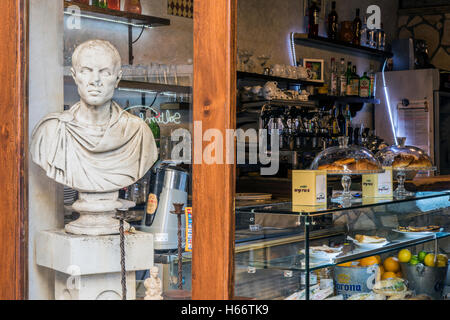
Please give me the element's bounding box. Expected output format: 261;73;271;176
398;249;412;263
418;251;427;262
424;254;436;267
437;260;447;268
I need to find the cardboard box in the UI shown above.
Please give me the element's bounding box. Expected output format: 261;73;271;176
362;167;393;198
292;170;327;206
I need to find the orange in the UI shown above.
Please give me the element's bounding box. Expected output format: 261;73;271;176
338;262;352;267
396;271;403;278
360;256;379;267
383;257;400;273
375;255;382;264
382;271;397;280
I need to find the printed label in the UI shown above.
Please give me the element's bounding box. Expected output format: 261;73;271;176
146;194;158;215
185;207;193;252
154;233;168;242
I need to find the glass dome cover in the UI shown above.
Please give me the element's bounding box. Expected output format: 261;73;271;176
375;137;435;171
310;137;384;175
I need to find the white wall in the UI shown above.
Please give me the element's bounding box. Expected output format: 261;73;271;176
28;0;65;300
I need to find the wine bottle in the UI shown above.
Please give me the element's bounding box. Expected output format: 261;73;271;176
93;0;108;8
338;58;347;96
329;58;337;96
327;1;338;40
308;0;320;37
345;62;353;96
337;106;345;135
352;8;362;46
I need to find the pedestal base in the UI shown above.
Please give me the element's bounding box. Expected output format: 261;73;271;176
36;230;154;300
56;270;136;300
66;191;134;236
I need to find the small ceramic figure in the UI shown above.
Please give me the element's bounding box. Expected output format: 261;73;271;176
144;266;163;300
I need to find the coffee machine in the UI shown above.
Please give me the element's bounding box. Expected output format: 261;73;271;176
139;161;189;251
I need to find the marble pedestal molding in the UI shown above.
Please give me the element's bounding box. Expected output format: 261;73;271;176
65;191;132;236
36;230;154;300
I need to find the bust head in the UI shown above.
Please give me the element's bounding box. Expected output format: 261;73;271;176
71;40;123;107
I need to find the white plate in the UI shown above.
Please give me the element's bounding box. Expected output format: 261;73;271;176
349;238;389;249
300;246;343;261
392;228;443;238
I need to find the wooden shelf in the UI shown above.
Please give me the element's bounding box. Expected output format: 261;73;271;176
64;76;191;95
237;71;324;87
292;33;393;60
64;1;170;28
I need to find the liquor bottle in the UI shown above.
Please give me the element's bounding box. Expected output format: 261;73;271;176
338;58;347;96
360;16;368;47
359;71;371;98
376;23;386;51
337;106;346;135
327;1;338;40
345;62;353;96
308;0;320;37
352;8;362;46
350;65;360;96
140;108;161;152
107;0;121;10
329;58;338;96
93;0;108;8
368;64;376;98
344;105;352;138
124;0;142;14
331;105;339;135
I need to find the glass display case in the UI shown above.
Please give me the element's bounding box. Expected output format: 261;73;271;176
161;191;450;300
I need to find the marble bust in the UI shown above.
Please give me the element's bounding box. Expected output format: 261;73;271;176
30;40;158;235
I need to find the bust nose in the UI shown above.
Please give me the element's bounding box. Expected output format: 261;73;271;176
89;70;102;86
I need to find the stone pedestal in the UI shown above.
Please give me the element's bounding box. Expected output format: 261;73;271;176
36;230;154;300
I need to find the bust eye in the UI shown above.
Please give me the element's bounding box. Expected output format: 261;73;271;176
100;70;112;77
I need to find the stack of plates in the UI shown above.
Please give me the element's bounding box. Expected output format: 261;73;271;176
235;193;273;201
64;187;78;205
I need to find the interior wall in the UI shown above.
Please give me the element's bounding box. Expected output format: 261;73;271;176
237;0;399;129
398;12;450;71
28;0;65;300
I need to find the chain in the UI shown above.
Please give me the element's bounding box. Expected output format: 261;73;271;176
119;217;127;300
177;213;183;290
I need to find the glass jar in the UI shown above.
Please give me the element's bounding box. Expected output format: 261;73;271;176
124;0;142;14
107;0;121;10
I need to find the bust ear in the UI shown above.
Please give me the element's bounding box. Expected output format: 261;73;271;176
71;67;77;82
115;69;123;88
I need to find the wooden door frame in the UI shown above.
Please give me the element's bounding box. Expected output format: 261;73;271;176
192;0;237;299
0;0;28;300
0;0;237;300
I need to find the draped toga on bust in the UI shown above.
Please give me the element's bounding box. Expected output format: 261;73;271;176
30;101;158;193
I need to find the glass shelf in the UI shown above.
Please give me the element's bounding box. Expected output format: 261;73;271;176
236;191;450;216
64;1;170;28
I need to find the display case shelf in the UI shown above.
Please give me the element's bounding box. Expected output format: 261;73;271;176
64;1;170;28
292;33;393;60
236;191;450;216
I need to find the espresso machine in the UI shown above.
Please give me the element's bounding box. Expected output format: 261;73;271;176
139;161;189;251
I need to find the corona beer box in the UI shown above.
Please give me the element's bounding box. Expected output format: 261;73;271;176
362;167;393;198
292;170;327;206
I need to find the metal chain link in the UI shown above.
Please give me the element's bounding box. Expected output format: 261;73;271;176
119;217;127;300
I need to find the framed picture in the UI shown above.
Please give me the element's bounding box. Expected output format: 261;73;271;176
302;58;324;83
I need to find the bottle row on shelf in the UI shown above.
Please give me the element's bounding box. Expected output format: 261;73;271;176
309;0;386;51
69;0;142;14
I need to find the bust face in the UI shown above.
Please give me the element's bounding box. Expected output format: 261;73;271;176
71;46;122;107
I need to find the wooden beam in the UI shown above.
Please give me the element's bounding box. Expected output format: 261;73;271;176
192;0;237;300
0;0;28;300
